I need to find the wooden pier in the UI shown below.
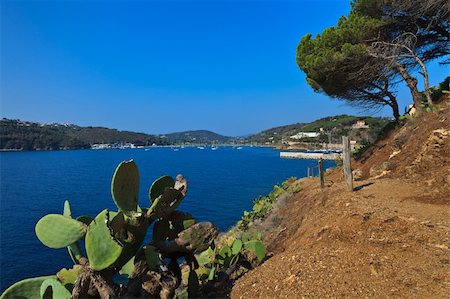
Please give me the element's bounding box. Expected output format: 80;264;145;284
280;151;341;160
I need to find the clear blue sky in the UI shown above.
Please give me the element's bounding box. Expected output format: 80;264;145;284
1;0;447;136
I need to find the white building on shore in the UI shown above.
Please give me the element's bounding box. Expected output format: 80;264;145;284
290;132;321;139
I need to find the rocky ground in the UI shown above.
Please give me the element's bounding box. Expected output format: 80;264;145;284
231;103;450;298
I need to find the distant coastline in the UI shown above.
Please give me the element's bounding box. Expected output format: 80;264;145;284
0;119;241;151
1;115;389;152
0;144;274;153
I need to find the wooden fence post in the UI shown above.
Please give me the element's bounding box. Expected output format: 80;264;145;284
342;136;353;191
319;158;325;188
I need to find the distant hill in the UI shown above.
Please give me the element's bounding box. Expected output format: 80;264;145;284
161;130;234;144
0;115;391;151
246;115;390;145
0;119;169;150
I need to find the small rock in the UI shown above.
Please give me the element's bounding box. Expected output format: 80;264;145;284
362;213;371;221
283;274;296;283
389;150;401;159
380;161;393;171
370;161;393;177
352;169;363;181
315;225;330;238
434;244;449;250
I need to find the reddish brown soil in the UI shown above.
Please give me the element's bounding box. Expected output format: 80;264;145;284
354;103;449;204
231;104;450;298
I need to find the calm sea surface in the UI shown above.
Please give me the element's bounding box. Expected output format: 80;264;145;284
0;146;334;291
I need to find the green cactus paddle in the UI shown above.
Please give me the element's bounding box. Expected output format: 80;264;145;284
85;209;123;271
35;214;87;249
111;160;139;214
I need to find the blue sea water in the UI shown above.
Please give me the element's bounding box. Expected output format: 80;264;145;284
0;146;334;291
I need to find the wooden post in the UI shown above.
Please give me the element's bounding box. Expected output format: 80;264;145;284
342;136;353;191
318;158;325;188
307;167;310;177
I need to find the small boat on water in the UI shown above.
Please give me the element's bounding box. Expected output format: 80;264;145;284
236;146;243;150
211;146;218;151
197;146;205;150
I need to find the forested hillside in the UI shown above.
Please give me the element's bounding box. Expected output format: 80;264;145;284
161;130;234;144
246;115;390;145
0;120;169;150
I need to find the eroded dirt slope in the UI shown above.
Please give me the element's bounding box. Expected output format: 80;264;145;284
231;104;450;298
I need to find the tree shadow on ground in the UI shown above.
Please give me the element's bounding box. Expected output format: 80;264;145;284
354;182;374;191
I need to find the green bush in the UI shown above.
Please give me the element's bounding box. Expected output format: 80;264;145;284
237;178;300;231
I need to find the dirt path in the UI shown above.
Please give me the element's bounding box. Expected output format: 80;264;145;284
231;176;450;298
232;105;450;298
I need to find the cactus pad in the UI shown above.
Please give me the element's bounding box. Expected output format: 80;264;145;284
40;278;71;299
85;209;123;271
111;160;139;214
168;211;196;239
196;247;214;266
149;175;174;202
119;257;135;276
0;275;55;299
109;211;126;237
148;188;184;219
35;214;87;248
155;222;218;257
243;240;265;261
76;215;93;226
56;266;82;286
187;270;200;298
63;200;71;218
67;241;83;264
176;222;218;252
155;211;196;241
232;239;243;255
143;245;159;271
153;218;170;241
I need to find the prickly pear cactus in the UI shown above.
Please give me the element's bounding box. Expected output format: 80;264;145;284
111;160;139;214
168;211;196;239
76;215;93;225
35;214;87;248
153;218;170;241
0;276;55;299
2;160;234;299
155;222;218;258
62;200;83;264
63;200;71;218
39;278;71;299
176;222;218;252
149;188;184;219
85;209;123;271
153;211;196;242
149;175;175;202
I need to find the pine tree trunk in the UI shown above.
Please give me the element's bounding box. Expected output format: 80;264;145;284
414;55;433;105
384;87;400;121
394;63;422;107
390;99;400;121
